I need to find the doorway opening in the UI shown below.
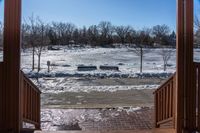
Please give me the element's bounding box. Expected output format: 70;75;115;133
20;0;176;132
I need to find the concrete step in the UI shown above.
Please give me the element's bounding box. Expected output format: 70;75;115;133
34;130;152;133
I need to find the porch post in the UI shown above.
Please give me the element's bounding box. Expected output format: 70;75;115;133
3;0;22;133
176;0;194;132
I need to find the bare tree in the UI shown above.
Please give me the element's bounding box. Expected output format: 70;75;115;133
35;18;49;72
79;26;88;45
98;21;114;44
196;36;200;47
63;23;76;45
126;28;137;45
168;31;176;46
50;61;57;72
195;0;200;47
159;48;174;71
72;28;80;44
47;25;58;45
30;19;176;47
115;26;131;44
51;22;76;45
195;17;200;29
26;15;39;71
194;17;200;47
152;24;171;46
0;21;3;50
21;23;30;52
129;28;152;73
87;25;99;45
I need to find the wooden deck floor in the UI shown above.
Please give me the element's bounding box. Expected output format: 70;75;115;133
34;130;152;133
34;129;176;133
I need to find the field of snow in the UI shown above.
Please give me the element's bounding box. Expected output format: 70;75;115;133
1;47;200;76
39;80;159;93
20;47;200;94
0;52;2;61
20;47;178;94
21;47;179;77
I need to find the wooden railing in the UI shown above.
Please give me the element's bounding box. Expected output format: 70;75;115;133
20;71;41;130
194;62;200;131
154;73;176;128
0;62;4;130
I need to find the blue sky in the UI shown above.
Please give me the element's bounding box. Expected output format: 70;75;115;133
22;0;176;30
0;0;200;30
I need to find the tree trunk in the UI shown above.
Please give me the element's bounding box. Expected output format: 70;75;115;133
140;47;143;73
32;47;35;70
164;61;167;71
38;53;41;72
121;37;124;44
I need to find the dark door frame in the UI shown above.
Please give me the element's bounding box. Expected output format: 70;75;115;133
176;0;194;132
0;0;195;133
0;0;22;133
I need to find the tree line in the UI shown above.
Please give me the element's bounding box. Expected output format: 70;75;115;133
1;16;200;73
195;17;200;47
0;22;3;50
0;16;180;73
19;16;176;50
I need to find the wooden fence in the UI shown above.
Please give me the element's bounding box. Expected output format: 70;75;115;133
154;62;200;132
20;71;41;130
0;62;4;130
154;73;176;128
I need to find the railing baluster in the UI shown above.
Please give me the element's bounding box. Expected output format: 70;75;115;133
166;84;169;119
36;92;38;123
161;89;163;122
28;85;30;119
163;87;166;120
170;81;173;118
35;89;36;122
158;91;160;122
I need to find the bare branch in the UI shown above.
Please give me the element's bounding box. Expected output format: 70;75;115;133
158;48;174;71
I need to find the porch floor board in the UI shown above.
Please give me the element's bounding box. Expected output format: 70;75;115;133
34;130;152;133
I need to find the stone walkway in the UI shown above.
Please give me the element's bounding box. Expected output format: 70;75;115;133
41;107;154;132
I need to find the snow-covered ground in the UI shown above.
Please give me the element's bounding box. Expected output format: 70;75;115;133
19;47;200;93
0;52;2;62
20;47;200;130
20;47;200;77
38;80;159;93
2;47;200;93
21;47;177;77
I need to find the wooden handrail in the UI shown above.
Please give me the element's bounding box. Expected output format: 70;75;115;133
154;73;176;128
21;71;41;94
154;73;176;94
20;71;41;130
